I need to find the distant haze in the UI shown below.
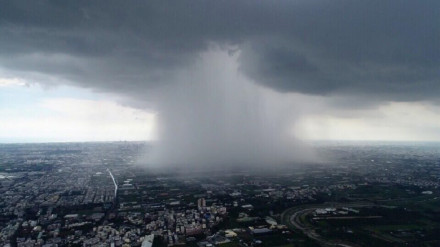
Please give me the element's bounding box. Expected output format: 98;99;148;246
0;1;439;165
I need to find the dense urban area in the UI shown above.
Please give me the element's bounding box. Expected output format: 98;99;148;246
1;142;440;247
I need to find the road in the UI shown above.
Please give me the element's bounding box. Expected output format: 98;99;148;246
107;168;118;198
281;202;374;247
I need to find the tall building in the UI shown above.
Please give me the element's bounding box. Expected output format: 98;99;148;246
197;198;206;209
141;234;154;247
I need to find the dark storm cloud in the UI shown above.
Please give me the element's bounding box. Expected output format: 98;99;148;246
0;0;439;101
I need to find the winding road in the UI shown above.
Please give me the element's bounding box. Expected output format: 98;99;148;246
281;202;374;247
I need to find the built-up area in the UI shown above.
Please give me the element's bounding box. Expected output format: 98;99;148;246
1;142;440;247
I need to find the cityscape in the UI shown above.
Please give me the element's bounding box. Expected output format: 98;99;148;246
1;142;440;246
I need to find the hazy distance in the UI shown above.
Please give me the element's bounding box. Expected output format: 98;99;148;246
0;1;439;167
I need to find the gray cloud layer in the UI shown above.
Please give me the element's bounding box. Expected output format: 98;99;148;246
2;0;440;166
1;0;439;101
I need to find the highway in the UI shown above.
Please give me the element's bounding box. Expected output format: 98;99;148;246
282;202;374;247
107;168;118;198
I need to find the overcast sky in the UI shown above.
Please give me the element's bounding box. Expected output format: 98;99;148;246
0;1;439;153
